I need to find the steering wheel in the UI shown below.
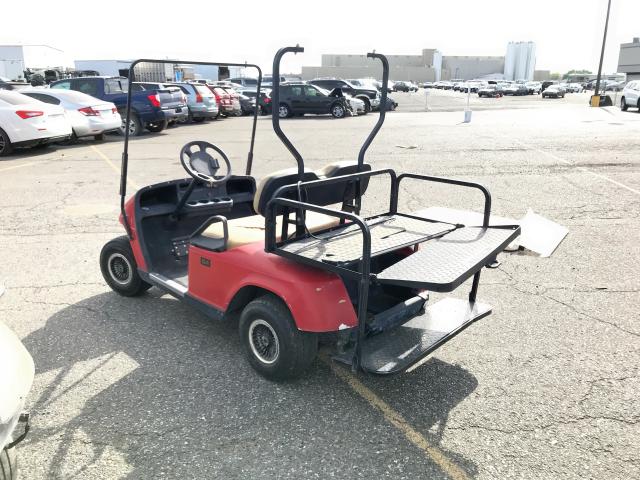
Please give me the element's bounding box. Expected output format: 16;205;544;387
180;141;232;186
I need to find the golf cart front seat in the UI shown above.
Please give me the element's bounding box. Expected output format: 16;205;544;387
199;162;371;249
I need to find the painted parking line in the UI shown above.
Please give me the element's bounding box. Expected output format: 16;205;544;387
321;355;470;480
513;139;640;197
90;145;140;190
0;161;40;173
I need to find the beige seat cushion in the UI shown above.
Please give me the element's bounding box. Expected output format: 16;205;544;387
201;211;340;249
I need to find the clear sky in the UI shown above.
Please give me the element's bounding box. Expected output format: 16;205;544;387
2;0;638;75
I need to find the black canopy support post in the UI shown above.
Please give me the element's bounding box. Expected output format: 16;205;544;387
353;52;389;214
271;46;305;179
594;0;612;98
245;63;262;175
118;58;263;236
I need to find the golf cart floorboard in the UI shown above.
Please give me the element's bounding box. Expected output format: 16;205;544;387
333;297;492;375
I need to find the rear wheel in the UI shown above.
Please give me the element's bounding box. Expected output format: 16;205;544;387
146;120;167;133
0;128;14;157
100;236;151;297
192;116;205;123
119;112;142;136
620;97;628;111
331;102;346;118
239;294;318;380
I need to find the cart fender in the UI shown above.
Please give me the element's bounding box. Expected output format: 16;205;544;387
188;243;357;332
120;196;147;271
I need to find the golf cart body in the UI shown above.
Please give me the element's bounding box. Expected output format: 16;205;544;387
102;47;520;379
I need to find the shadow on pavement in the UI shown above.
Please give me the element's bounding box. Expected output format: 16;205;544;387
23;290;478;479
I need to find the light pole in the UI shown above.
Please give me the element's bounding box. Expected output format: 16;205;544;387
592;0;612;106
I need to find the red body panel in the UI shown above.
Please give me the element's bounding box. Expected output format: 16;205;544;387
188;243;357;332
120;196;147;271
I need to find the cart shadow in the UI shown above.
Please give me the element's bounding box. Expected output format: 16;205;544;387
23;290;479;479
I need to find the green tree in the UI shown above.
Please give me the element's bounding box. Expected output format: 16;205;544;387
550;72;561;80
563;69;592;80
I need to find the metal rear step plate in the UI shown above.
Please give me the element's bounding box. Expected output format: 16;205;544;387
376;225;520;291
334;298;491;375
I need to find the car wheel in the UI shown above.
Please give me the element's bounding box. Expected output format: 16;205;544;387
239;294;318;380
619;97;627;111
330;102;346;118
94;133;105;141
100;236;151;297
192;117;205;123
119;112;142;136
146;120;167;133
0;128;15;157
278;103;291;119
361;98;371;114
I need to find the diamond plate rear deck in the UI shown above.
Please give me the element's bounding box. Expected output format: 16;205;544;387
376;225;520;291
333;298;492;375
279;215;455;264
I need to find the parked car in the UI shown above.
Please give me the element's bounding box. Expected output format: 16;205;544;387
541;81;556;93
238;93;256;115
346;95;366;115
49;76;167;136
620;80;640;111
422;82;434;88
227;77;259;88
169;83;219;122
132;82;189;124
21;88;120;142
393;81;418;92
220;87;242;116
207;86;234;116
566;83;584;93
0;90;72;156
542;85;566;98
477;85;504;98
238;88;272;115
0;320;34;480
309;78;380;112
525;81;542;94
466;81;486;93
503;84;529;96
277;83;349;119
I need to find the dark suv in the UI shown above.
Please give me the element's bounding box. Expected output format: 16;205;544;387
277;83;349;118
308;78;380;112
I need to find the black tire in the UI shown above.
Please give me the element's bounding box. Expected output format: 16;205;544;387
146;120;167;133
239;294;318;380
359;97;371;113
278;103;291;119
0;128;14;157
94;133;105;141
0;445;17;480
620;97;628;111
330;102;346;118
119;112;142;137
100;236;151;297
192;116;205;123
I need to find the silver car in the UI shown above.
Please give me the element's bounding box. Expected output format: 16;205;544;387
620;80;640;111
170;83;219;122
21;88;120;141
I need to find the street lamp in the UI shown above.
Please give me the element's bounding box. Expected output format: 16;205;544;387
592;0;612;106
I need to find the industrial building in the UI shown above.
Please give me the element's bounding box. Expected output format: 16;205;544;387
74;59;223;82
618;38;640;81
0;44;69;81
301;42;536;82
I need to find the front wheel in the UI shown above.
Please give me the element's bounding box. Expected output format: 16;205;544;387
331;102;346;118
620;97;628;111
100;236;151;296
146;120;167;133
239;294;318;380
119;112;142;136
278;103;291;118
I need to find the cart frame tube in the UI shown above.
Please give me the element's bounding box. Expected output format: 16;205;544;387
120;59;262;237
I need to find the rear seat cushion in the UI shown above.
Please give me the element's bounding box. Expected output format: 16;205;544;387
200;211;339;250
253;168;319;215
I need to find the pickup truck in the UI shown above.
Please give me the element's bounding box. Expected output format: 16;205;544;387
308;78;381;112
49;76;167;136
132;82;189;125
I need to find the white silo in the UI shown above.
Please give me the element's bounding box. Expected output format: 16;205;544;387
504;42;517;80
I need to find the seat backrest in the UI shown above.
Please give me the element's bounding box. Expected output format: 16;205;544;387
254;162;372;216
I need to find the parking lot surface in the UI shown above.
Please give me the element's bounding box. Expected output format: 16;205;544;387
1;90;639;479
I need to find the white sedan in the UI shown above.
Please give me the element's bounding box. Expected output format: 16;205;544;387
346;95;366;115
0;90;71;156
21;88;121;141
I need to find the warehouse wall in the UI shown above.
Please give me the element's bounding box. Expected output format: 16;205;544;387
442;56;505;80
301;65;438;82
618;38;640;78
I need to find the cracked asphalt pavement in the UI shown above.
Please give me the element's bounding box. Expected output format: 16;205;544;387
1;90;638;479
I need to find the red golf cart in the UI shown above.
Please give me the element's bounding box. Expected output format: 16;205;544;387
100;47;520;380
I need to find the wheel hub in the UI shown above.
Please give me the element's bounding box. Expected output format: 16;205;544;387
249;319;280;364
108;253;132;285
